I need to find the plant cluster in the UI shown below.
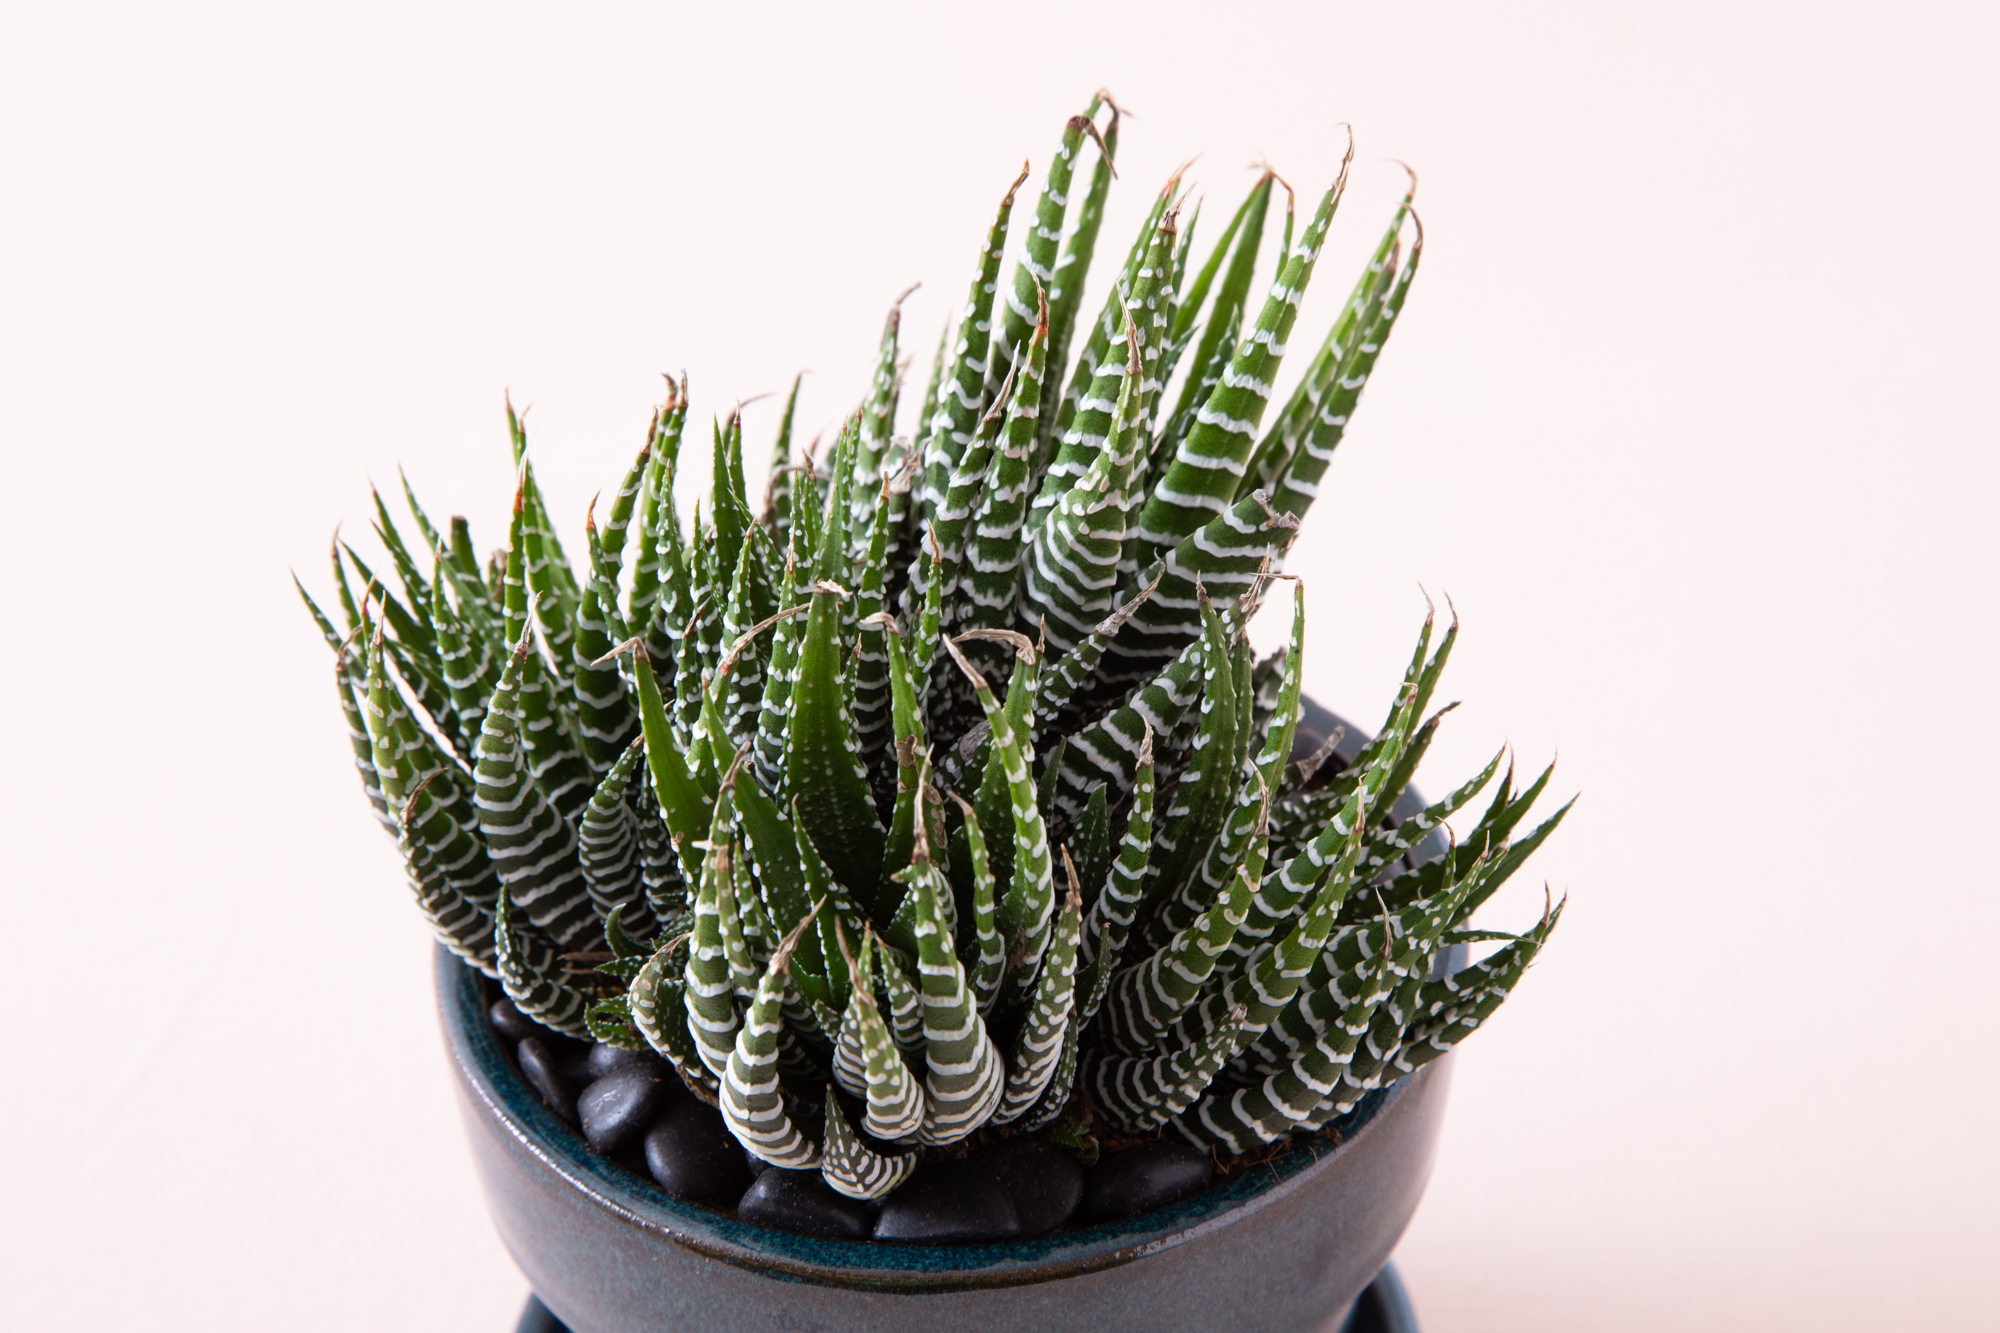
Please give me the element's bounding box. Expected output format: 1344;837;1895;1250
302;94;1567;1204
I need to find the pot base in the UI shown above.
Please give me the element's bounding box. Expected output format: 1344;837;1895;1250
515;1260;1418;1333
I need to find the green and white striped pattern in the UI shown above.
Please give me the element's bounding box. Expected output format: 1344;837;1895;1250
944;634;1055;1007
1037;94;1119;455
1177;854;1482;1151
994;861;1082;1124
874;934;929;1057
1388;896;1563;1080
495;891;590;1038
905;837;1004;1145
1098;853;1257;1056
721;913;823;1169
1032;177;1181;531
474;633;598;948
1130;156;1349;559
990;108;1095;394
957;292;1049;641
829;924;924;1142
631;941;720;1103
682;817;743;1078
1077;724;1152;1022
1023;307;1154;649
1088;1001;1245;1134
576;740;653;939
949;791;1007;1013
920;165;1028;521
311;104;1565;1205
820;1090;920;1200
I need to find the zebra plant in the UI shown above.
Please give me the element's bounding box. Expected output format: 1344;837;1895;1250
303;93;1569;1204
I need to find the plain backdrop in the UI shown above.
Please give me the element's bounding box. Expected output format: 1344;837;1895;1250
3;3;1995;1330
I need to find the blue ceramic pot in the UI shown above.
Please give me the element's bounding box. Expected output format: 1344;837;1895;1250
438;703;1452;1332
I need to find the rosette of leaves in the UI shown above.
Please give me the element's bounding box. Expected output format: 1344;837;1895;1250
302;94;1569;1203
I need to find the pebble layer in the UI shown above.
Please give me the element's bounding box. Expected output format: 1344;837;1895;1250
491;997;1251;1244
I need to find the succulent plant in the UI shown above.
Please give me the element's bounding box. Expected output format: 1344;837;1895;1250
302;93;1569;1203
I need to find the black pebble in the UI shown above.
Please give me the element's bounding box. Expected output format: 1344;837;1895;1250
1076;1140;1213;1224
742;1146;773;1176
577;1065;672;1155
874;1159;1022;1243
643;1099;752;1203
581;1042;668;1082
489;998;539;1042
737;1169;876;1240
516;1037;577;1124
553;1040;598;1084
491;1000;590;1072
976;1137;1083;1236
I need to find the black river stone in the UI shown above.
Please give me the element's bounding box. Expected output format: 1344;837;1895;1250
737;1168;876;1240
580;1042;667;1082
490;1000;590;1073
977;1136;1084;1236
488;998;539;1042
874;1158;1022;1243
577;1065;672;1155
643;1099;752;1203
1076;1140;1214;1224
515;1037;576;1124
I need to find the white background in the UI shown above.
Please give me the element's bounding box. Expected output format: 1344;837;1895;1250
3;3;1995;1329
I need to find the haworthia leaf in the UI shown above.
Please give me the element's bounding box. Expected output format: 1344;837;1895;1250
849;480;897;789
681;804;743;1080
943;634;1054;1008
1134;144;1352;560
1142;600;1244;943
856;290;910;505
1268;209;1422;517
1033;177;1181;530
948;791;1006;1014
1089;1001;1246;1134
431;571;499;758
1167;173;1275;437
904;839;1003;1145
1023;304;1157;649
474;632;598;948
874;936;928;1057
785;423;888;906
720;912;823;1168
820;1089;919;1200
1037;93;1119;458
628;382;688;650
920;164;1029;523
585;995;646;1050
578;741;654;938
1384;896;1563;1081
767;372;805;542
829;924;924;1143
1049;623;1208;820
959;290;1049;637
1078;725;1153;1022
495;892;590;1038
993;858;1082;1125
572;515;638;775
990;108;1098;392
1098;852;1258;1057
1160;583;1306;954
